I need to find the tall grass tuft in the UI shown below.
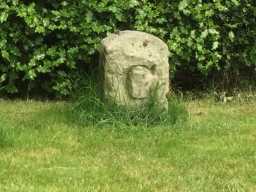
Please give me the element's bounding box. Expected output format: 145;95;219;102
71;80;187;128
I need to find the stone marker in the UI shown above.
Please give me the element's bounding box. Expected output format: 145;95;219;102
100;30;170;109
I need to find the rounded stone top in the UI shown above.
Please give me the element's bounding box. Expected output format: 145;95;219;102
101;30;169;58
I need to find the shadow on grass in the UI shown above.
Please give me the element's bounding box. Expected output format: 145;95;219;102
18;95;188;132
0;118;14;148
5;79;188;138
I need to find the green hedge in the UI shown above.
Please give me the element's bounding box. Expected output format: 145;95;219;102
0;0;256;96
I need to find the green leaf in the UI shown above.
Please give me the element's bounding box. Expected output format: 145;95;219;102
0;74;6;83
231;0;240;6
212;41;219;50
178;0;188;11
228;31;235;41
1;50;10;61
0;12;8;23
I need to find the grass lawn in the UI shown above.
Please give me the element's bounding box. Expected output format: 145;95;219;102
0;98;256;192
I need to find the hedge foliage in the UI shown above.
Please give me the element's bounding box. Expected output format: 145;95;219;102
0;0;256;96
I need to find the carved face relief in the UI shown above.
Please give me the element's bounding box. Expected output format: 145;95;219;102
127;65;157;99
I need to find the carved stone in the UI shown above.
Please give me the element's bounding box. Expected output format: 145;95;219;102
100;30;170;109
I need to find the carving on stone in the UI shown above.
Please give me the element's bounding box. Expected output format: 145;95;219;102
100;30;170;109
127;65;157;99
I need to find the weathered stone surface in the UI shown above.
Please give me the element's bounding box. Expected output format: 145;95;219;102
100;30;170;109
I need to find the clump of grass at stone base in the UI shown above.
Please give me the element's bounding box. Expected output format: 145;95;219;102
71;82;188;128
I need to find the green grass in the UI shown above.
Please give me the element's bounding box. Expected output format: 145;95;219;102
72;93;187;128
0;98;256;191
